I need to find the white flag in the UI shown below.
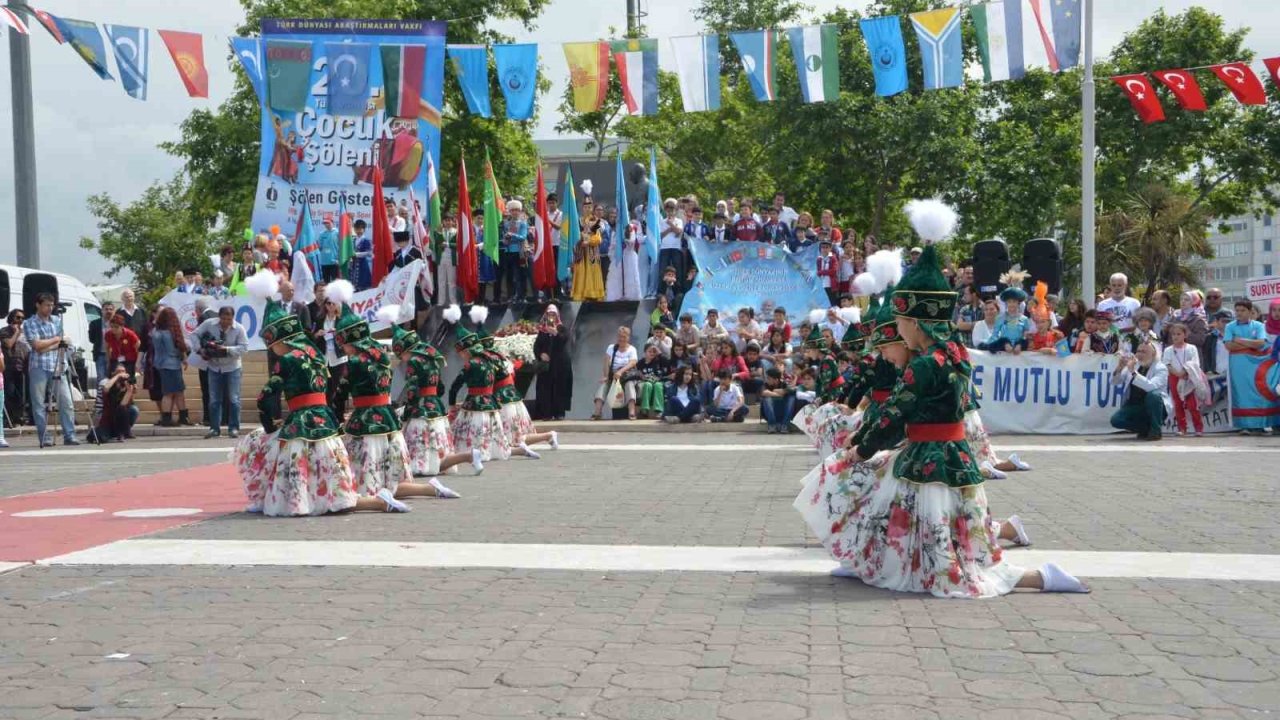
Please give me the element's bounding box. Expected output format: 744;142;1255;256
669;35;720;112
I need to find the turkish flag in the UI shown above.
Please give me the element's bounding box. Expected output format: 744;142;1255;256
1263;57;1280;87
532;163;556;293
1152;69;1207;111
1112;74;1165;124
1209;63;1267;106
158;30;209;98
370;167;395;287
456;154;479;303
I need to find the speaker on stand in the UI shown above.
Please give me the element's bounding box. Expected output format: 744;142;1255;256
1021;238;1063;295
972;239;1011;296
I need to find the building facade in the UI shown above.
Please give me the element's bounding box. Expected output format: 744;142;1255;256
1201;211;1278;300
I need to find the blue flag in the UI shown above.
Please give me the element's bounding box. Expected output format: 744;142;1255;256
447;45;492;118
859;16;907;97
1050;0;1082;70
104;25;148;100
910;8;965;90
644;148;662;293
728;30;776;101
324;42;371;116
559;167;579;283
493;43;538;121
614;154;629;264
295;194;323;283
55;17;113;80
229;37;266;104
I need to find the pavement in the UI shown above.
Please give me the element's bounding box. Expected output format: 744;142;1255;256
1;431;1279;719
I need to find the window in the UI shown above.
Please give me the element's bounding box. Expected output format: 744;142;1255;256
1266;215;1273;227
1231;221;1248;232
1266;239;1273;252
1265;264;1274;276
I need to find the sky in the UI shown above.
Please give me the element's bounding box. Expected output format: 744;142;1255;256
0;0;1275;285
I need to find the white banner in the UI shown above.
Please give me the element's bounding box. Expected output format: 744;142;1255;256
969;350;1233;435
1245;275;1280;304
159;260;425;353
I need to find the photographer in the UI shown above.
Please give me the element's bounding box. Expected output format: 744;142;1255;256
196;306;248;439
93;363;138;442
23;293;79;447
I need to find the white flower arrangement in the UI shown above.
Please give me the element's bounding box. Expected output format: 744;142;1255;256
494;332;537;362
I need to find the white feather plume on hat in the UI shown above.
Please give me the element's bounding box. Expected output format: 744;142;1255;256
852;272;880;296
244;269;280;300
866;249;904;294
579;179;593;196
838;307;861;326
442;304;462;324
807;309;826;325
905;198;959;244
469;305;489;325
325;279;354;306
375;304;401;325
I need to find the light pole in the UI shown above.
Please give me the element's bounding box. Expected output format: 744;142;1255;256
1080;0;1096;305
8;0;40;268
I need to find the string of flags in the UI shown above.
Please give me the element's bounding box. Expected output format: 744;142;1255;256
1113;60;1280;123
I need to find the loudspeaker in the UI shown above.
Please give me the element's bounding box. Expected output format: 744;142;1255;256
972;239;1010;295
1022;238;1063;295
22;272;58;316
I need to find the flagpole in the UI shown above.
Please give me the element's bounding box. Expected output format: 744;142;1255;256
8;0;40;268
1080;0;1096;307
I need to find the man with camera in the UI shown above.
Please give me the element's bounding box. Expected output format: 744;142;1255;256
195;306;248;439
23;293;79;447
93;363;139;442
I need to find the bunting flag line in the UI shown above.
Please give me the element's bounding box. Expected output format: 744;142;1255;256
370;167;396;288
2;7;29;34
1265;57;1280;86
493;43;538;121
56;18;113;79
563;41;610;113
614;153;629;265
787;25;839;104
532;162;556;292
324;42;371;116
611;38;659;116
910;8;964;90
32;9;64;43
104;24;148;100
456;153;479;303
669;35;720;113
447;45;493;118
729;30;776;102
381;44;426;119
1152;69;1207;111
1113;73;1165;124
158;30;208;98
481;148;503;264
972;2;1025;82
561;167;581;286
265;39;313;113
859;16;908;97
1209;62;1267;106
229;37;265;104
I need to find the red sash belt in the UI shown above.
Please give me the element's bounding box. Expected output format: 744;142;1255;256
418;387;439;397
495;375;514;389
287;393;327;412
906;422;965;442
825;375;846;391
871;389;891;402
352;394;391;408
468;385;494;396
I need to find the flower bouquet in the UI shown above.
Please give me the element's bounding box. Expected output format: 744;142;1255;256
493;320;539;370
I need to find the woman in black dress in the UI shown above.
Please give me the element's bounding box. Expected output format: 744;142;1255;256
532;306;573;420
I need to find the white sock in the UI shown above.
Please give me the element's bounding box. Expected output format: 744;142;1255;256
376;488;411;513
1008;452;1032;471
830;565;859;578
981;461;1008;480
428;477;460;499
1006;515;1031;546
550;431;559;450
1040;563;1090;593
471;448;485;475
520;443;541;460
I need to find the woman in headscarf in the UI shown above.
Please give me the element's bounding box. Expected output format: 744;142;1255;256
1264;298;1280;345
532;305;573;420
1176;289;1210;357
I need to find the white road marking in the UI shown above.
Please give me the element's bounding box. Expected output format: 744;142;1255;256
0;562;28;575
40;539;1280;582
112;508;204;518
11;508;104;518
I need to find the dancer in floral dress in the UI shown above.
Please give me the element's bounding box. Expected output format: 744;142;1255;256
237;271;409;516
794;246;1087;597
385;306;485;478
328;287;460;501
450;323;510;461
792;313;843;439
813;308;873;459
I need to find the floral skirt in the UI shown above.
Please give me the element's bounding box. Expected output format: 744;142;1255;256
264;436;359;517
794;447;1022;599
453;409;510;461
815;406;864;460
963;410;1000;466
345;431;412;497
233;428;276;512
404;416;456;476
499;401;536;445
792;403;820;440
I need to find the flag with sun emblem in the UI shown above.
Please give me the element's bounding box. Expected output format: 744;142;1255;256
54;17;113;80
493;43;537;121
562;41;609;113
324;42;371;115
786;25;839;104
158;30;209;98
104;25;149;100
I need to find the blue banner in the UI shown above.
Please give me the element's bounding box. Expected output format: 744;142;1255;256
230;37;265;104
249;18;445;242
681;239;830;330
859;16;907;97
55;17;113;80
493;43;538;121
104;24;148;100
323;42;372;116
447;44;492;118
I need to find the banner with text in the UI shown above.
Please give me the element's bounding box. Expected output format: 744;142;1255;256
682;238;831;328
249;18;445;238
969;350;1233;435
1245;275;1280;304
160;261;424;358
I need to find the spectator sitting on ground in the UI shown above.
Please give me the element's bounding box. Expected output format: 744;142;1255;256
662;366;703;424
592;325;639;421
657;267;682;308
762;328;791;371
646;324;673;359
708;369;747;422
700;340;748;405
1123;308;1161;354
733;307;762;352
792;367;817;416
699;309;730;357
821;306;847;340
93;363;138;442
667;341;696;382
741;343;766;395
634;344;670;420
675;313;700;360
650;294;676;334
766;307;791;344
759;367;795;433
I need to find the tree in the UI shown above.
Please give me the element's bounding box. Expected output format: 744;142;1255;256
78;175;216;305
553;69;627;161
1095;184;1212;302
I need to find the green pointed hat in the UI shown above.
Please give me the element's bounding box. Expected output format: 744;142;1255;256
871;285;905;347
333;303;370;347
377;305;420;356
891;245;956;322
802;320;827;351
260;299;306;345
414;342;445;367
454;325;481;352
839;307;865;349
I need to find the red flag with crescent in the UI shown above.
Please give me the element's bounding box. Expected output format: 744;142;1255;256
1151;69;1207;111
1112;74;1165;124
1209;62;1266;106
1261;57;1280;89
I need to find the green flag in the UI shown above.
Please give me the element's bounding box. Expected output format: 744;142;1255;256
481;148;503;264
338;197;355;279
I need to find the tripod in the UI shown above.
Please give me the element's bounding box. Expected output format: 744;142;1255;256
42;342;99;447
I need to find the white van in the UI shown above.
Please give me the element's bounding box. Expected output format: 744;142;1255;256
0;264;103;385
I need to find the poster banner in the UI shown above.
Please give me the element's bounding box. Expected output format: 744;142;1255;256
249;18;445;241
160;261;425;355
682;239;831;328
969;350;1233;435
1245;275;1280;304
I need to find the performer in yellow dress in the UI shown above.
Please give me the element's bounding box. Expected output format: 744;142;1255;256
571;191;606;301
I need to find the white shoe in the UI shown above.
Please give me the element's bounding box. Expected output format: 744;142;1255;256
1006;515;1032;547
981;461;1008;480
520;442;541;460
1040;563;1090;593
830;566;859;578
1008;452;1032;471
376;488;411;513
549;431;559;450
428;477;460;499
471;448;485;475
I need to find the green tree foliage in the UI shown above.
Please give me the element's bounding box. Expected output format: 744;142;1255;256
1096;184;1212;303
